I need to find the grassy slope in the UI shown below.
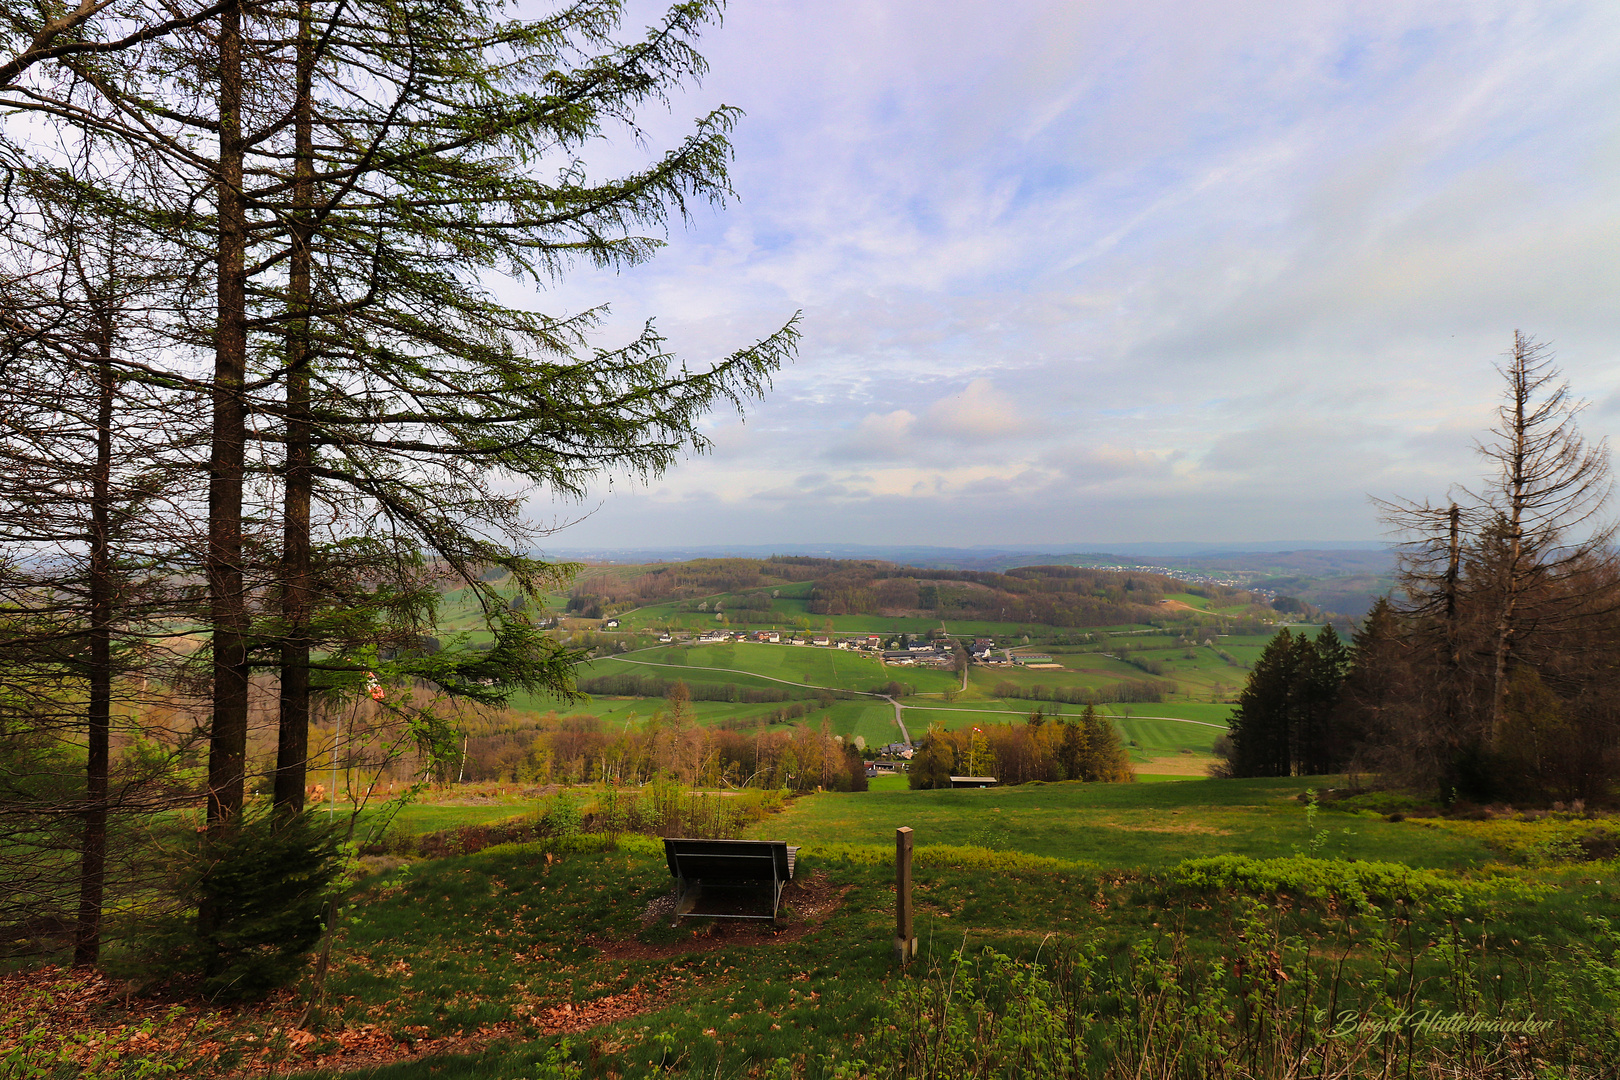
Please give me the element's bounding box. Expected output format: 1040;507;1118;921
260;780;1615;1080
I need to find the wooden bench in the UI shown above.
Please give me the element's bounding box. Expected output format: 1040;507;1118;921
662;838;799;924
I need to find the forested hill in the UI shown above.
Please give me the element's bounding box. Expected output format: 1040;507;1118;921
565;556;1274;627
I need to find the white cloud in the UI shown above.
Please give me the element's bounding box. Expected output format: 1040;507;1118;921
920;379;1029;442
520;0;1620;548
829;409;917;461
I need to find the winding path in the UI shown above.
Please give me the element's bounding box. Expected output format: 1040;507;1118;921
882;695;912;745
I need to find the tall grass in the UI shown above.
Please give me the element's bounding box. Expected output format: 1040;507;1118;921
865;902;1620;1079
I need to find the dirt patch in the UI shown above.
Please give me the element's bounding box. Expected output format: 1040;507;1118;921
593;871;851;961
264;976;686;1075
1138;754;1219;777
1580;829;1620;861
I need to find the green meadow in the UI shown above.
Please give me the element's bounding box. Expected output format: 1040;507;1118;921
418;559;1309;775
105;775;1615;1079
414;557;1300;777
754;776;1489;870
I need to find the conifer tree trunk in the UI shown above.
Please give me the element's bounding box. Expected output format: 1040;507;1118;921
206;0;251;834
73;312;114;967
1488;339;1532;746
274;0;315;820
1444;503;1462;747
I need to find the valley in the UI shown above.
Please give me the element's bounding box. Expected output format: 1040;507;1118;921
429;556;1318;782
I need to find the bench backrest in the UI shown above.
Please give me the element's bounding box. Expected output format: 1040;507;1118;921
664;838;791;883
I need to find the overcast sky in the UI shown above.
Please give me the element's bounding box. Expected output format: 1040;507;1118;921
520;0;1620;552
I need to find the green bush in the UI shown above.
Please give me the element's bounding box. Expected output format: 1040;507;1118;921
1171;854;1547;912
627;791;658;833
117;809;344;1000
542;792;583;837
800;841;1097;877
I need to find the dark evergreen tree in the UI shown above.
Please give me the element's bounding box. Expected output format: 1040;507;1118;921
1055;717;1085;781
1226;626;1354;778
1226;630;1300;777
1294;625;1349;775
1076;705;1134;782
1333;599;1414;777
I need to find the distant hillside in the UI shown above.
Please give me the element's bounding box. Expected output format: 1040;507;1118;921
540;544;1399;623
1133;550;1397;622
1256;574;1395;621
561;556;1278;629
970;550;1395;621
540;541;1387;566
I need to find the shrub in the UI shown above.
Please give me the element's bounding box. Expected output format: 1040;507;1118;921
542;793;583;838
1171;854;1548;912
119;810;344;1000
861;909;1620;1078
1326;790;1431;816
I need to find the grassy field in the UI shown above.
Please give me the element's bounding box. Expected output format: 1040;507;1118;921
596;642;901;694
490;638;1247;766
22;775;1620;1079
751;776;1492;870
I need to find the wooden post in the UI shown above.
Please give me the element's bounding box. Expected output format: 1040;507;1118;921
895;826;916;964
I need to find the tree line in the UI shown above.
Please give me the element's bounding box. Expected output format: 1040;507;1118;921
908;707;1134;788
567;557;839;611
1221;336;1620;804
462;685;866;793
807;564;1271;627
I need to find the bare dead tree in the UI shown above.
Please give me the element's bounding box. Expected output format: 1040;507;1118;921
1368;334;1620;800
1464;332;1616;743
